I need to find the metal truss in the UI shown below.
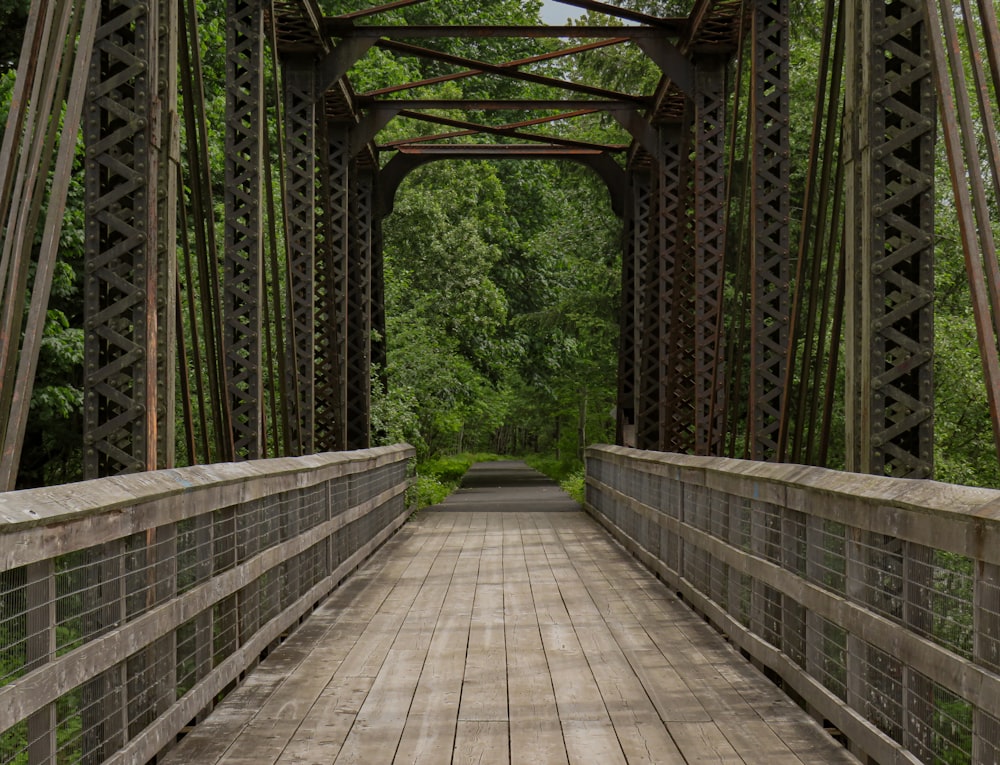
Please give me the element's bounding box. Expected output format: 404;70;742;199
315;120;350;452
616;172;640;446
664;108;697;455
692;60;728;457
631;171;656;450
750;0;791;462
83;0;164;478
283;57;317;456
846;0;935;478
346;167;374;450
224;0;265;461
657;123;685;452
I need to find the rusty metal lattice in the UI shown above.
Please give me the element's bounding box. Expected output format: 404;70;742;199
315;121;350;452
693;63;727;457
83;0;160;478
846;0;935;478
750;0;791;462
665;107;697;454
224;0;265;460
631;171;656;450
616;172;640;446
346;167;374;450
283;58;317;456
656;123;684;452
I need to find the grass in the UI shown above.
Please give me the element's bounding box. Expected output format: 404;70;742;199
523;454;586;504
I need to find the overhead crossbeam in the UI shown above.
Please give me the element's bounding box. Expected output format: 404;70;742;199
376;39;646;103
323;23;684;40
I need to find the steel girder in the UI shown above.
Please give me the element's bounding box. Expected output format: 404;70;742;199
224;0;265;461
846;0;935;478
83;0;175;478
371;208;388;439
664;108;697;455
315;121;350;452
693;61;727;457
346;167;374;450
631;170;656;450
616;171;640;447
657;123;686;452
283;57;317;456
750;0;791;462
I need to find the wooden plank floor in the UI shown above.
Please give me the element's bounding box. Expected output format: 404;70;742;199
163;462;858;765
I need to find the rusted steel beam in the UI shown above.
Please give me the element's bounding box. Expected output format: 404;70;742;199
223;0;266;461
749;0;790;462
324;23;680;40
283;57;317;456
380;108;601;148
692;59;727;457
379;110;626;152
845;0;935;478
315;120;350;451
395;144;606;156
550;0;681;27
376;39;646;102
83;0;172;478
359;38;628;98
346;168;374;450
335;0;432;20
359;98;651;111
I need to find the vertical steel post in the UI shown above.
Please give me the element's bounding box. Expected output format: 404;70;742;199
616;171;638;447
224;0;265;460
693;59;728;457
657;122;685;452
665;106;697;454
283;56;317;455
632;166;657;450
750;0;791;462
316;120;351;451
346;165;374;450
845;0;935;477
371;200;388;438
83;0;163;477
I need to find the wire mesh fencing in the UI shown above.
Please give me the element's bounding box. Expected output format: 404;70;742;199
586;445;1000;765
0;444;413;765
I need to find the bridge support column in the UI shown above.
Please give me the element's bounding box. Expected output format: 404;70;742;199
371;206;388;443
845;0;935;478
631;167;656;450
693;59;728;457
346;166;374;449
616;171;640;447
223;0;265;460
316;120;351;451
283;56;318;455
83;0;178;477
750;0;791;462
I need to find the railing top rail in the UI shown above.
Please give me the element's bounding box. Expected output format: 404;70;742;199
589;445;1000;563
0;444;414;570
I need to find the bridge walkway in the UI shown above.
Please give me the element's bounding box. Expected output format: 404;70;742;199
162;462;857;764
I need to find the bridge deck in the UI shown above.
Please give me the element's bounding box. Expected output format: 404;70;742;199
163;462;857;765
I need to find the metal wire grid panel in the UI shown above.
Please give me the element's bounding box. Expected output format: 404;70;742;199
0;445;413;765
585;446;1000;765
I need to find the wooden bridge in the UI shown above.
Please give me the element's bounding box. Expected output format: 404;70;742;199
4;0;1000;764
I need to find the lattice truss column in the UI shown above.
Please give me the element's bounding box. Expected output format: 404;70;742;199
315;119;351;452
750;0;791;461
371;206;388;401
616;171;640;447
224;0;265;460
693;59;728;457
845;0;935;478
283;56;317;456
84;0;177;478
664;108;697;454
631;169;656;450
635;162;664;449
346;166;374;450
657;123;687;452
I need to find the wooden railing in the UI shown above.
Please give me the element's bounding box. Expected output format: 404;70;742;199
586;445;1000;765
0;445;414;765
